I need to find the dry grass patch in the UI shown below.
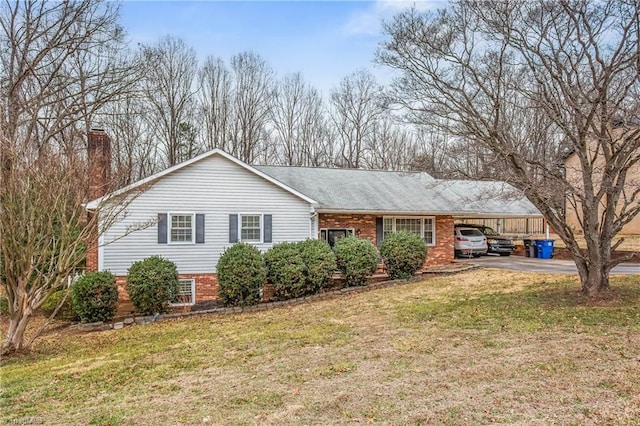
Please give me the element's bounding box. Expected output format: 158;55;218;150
2;270;640;425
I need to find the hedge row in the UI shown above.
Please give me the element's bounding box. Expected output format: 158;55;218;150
218;234;427;306
31;233;428;319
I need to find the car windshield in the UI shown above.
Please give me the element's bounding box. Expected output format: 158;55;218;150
459;229;484;237
482;227;498;236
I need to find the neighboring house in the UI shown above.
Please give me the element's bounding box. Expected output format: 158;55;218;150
86;130;541;307
563;125;640;235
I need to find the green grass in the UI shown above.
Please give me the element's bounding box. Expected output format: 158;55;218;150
2;270;640;425
397;280;640;332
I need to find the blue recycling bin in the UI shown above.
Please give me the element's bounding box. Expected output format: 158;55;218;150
535;239;554;259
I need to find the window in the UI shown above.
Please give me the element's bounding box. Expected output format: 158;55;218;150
169;213;195;243
423;217;434;244
396;218;422;235
383;217;435;246
240;214;262;242
170;278;195;306
383;218;394;240
320;228;354;247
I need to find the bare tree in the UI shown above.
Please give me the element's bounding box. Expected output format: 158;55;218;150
299;98;334;167
198;56;233;152
364;115;424;170
101;92;160;185
410;127;454;177
379;0;640;294
141;36;199;167
0;0;140;354
229;52;274;163
1;0;135;165
270;73;332;166
330;70;383;168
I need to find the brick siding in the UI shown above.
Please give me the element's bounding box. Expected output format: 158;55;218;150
319;213;378;241
425;215;455;267
114;273;219;316
318;212;454;268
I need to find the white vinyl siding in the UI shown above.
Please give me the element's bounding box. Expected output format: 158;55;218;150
383;216;436;246
100;155;313;275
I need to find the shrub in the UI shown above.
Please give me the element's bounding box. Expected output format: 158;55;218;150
217;243;266;306
41;289;79;321
72;271;119;322
333;236;379;287
265;242;307;299
380;231;428;279
299;239;337;292
126;256;179;315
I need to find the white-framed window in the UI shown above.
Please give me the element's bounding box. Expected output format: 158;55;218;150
170;278;195;306
383;216;436;246
169;212;195;244
239;213;262;243
423;217;434;245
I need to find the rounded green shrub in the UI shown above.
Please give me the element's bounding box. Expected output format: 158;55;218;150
380;231;428;280
72;271;119;322
217;243;266;306
126;256;179;315
265;242;307;299
299;239;337;292
41;289;79;321
333;236;379;287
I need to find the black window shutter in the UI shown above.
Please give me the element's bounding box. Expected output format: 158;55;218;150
229;214;238;243
195;214;205;244
158;213;168;244
264;214;272;243
375;217;384;246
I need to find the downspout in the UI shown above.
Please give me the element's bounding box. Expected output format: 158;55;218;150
310;211;318;239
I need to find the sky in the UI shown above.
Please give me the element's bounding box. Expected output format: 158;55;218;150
119;0;442;95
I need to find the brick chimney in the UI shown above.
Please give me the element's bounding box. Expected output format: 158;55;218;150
88;129;112;200
86;129;111;272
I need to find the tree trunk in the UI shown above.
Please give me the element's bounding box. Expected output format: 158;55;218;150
581;265;610;295
576;244;611;296
2;309;32;355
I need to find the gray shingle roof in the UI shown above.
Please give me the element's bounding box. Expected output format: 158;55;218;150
256;166;541;217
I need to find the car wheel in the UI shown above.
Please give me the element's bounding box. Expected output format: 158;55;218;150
499;253;511;257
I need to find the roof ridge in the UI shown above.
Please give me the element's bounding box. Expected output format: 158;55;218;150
256;164;432;175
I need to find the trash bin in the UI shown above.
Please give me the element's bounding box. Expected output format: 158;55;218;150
535;239;554;259
523;239;536;258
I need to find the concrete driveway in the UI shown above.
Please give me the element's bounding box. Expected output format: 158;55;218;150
455;255;640;275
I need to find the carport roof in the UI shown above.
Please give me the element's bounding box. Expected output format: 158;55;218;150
256;166;542;217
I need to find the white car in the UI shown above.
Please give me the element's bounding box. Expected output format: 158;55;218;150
454;227;488;258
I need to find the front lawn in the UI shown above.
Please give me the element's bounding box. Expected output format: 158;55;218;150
2;270;639;425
